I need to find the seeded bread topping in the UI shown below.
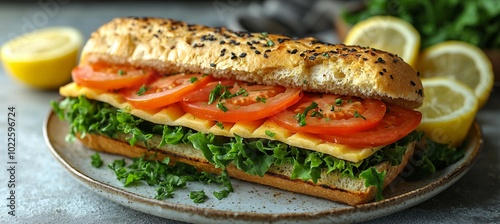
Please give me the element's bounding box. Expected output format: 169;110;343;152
81;17;423;109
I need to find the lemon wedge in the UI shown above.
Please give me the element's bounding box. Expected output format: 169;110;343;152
344;16;420;67
1;27;83;90
417;41;494;108
417;77;478;147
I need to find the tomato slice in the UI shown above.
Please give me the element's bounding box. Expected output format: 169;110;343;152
181;81;302;122
320;104;422;147
72;62;154;90
270;94;386;135
124;74;214;109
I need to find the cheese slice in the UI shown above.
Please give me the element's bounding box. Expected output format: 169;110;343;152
59;83;383;162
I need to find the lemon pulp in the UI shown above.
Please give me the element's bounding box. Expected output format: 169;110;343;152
344;16;420;67
1;27;83;90
417;77;478;147
418;41;494;108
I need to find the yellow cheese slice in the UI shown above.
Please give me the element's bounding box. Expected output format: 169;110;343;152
59;83;383;162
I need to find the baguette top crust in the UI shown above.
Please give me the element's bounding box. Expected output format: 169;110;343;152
81;17;423;109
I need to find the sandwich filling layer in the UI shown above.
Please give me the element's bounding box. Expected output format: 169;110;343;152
60;82;385;163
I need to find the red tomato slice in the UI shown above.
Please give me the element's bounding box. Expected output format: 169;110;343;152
270;94;386;135
71;62;155;90
181;81;302;122
320;104;422;147
124;74;214;109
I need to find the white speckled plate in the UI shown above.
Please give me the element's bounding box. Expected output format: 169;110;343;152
43;111;482;224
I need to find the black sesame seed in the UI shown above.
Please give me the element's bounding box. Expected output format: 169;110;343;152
300;53;305;57
377;57;385;63
362;58;368;61
210;63;216;67
390;75;394;79
309;55;316;60
383;68;387;72
265;49;271;53
249;46;256;50
342;47;348;51
220;40;226;44
370;52;376;56
393;59;399;63
247;41;253;46
277;38;284;43
410;81;416;86
255;50;261;54
291;49;297;54
417;71;420;77
379;71;384;75
221;48;226;53
263;54;268;58
239;52;247;58
231;55;237;60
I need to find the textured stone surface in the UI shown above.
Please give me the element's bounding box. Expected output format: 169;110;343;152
0;2;499;224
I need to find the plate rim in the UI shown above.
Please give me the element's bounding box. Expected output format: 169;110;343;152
43;110;483;223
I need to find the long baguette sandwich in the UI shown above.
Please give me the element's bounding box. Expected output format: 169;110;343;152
53;17;424;205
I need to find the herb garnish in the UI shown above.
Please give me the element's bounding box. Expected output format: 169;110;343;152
118;70;126;76
353;110;366;120
136;85;149;96
190;190;208;203
190;77;198;83
217;102;228;112
91;152;103;168
335;98;343;105
294;102;319;126
265;130;276;138
216;121;224;129
256;96;266;103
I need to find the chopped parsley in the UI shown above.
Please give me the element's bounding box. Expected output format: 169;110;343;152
353;110;366;120
91;152;103;168
216;121;224;129
190;77;198;83
256;96;266;103
217;102;228;112
335;98;343;105
208;83;248;106
294;101;318;126
190;190;208;203
266;39;275;47
310;111;324;119
136;85;149;96
265;130;276;138
118;70;126;76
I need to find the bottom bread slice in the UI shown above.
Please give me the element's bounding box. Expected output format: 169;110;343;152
78;133;415;205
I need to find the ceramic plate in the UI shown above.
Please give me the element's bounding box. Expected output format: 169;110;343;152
43;111;483;223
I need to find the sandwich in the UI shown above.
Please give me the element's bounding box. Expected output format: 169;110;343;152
53;17;424;205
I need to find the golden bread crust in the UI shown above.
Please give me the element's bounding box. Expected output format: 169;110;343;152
77;133;415;205
81;17;423;108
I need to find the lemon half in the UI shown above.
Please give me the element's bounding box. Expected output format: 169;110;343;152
417;41;494;108
344;16;420;67
1;27;83;90
417;77;478;147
